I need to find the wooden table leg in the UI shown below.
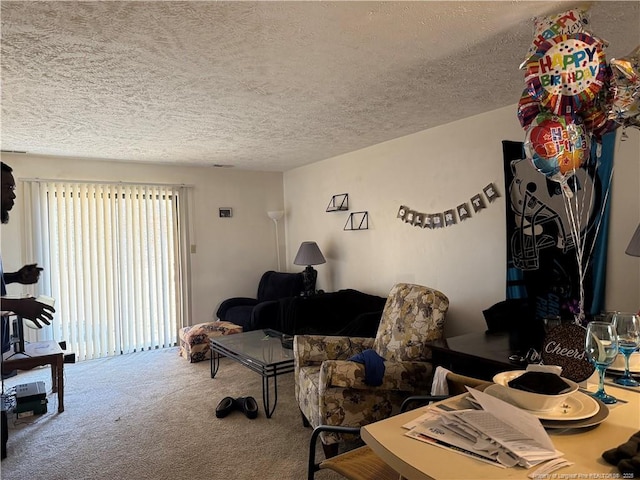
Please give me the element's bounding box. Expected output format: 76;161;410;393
1;408;7;459
56;356;64;413
51;362;58;393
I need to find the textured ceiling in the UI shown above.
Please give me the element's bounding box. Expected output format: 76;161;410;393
1;1;638;172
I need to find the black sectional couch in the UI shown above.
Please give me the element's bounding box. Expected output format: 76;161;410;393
262;288;387;337
216;271;305;332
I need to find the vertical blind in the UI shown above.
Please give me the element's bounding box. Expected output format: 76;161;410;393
22;181;190;362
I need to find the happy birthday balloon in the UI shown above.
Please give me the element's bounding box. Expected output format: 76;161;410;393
581;103;619;140
520;7;592;69
517;88;543;129
524;33;608;116
608;45;640;129
524;112;590;184
579;69;619;141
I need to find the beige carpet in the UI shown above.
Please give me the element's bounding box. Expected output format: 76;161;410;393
1;347;345;480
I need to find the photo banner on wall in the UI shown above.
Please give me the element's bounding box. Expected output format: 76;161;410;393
502;132;615;322
397;183;500;229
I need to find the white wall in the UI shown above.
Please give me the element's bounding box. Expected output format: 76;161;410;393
3;107;638;338
283;105;640;336
0;155;285;325
606;129;640;312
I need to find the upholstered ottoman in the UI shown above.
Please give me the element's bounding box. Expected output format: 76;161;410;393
178;321;243;363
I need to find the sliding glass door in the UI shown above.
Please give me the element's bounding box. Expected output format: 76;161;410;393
22;181;191;361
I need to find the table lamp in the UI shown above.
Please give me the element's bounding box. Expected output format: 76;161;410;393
293;241;325;297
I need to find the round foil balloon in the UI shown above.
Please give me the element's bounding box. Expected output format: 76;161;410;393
517;88;542;129
579;65;619;140
581;103;618;140
524;33;607;115
525;113;590;183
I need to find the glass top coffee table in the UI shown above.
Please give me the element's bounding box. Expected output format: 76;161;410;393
209;329;294;418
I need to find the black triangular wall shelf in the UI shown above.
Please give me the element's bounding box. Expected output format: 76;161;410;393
326;193;349;212
344;211;368;231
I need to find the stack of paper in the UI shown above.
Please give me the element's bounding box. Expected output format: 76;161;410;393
404;388;562;468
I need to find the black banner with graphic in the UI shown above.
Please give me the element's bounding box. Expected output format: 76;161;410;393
502;134;614;323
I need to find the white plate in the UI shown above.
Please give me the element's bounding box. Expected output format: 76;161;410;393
540;398;609;429
609;352;640;373
484;384;599;421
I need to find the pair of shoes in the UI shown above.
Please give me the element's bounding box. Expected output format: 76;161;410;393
215;396;259;419
235;396;258;419
215;396;236;418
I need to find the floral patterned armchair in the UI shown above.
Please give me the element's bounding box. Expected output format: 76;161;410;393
294;283;449;457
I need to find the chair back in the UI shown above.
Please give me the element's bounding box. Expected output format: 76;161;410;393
446;371;492;395
372;283;448;362
256;270;305;302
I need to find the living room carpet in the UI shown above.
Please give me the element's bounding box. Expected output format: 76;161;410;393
1;347;343;480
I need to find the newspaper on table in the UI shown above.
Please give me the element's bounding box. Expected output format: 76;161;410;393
403;387;562;469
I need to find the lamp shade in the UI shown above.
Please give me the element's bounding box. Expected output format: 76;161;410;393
626;223;640;257
293;241;326;266
267;210;284;221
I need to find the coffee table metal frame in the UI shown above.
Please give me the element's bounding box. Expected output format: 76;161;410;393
210;329;294;418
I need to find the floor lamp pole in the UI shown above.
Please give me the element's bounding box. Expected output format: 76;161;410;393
274;219;281;271
268;211;284;272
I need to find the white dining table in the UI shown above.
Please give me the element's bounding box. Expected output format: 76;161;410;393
361;383;639;480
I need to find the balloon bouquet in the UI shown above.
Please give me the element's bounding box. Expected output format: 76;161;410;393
518;6;640;324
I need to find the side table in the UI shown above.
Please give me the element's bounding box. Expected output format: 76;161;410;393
428;331;521;380
2;340;65;413
1;396;7;459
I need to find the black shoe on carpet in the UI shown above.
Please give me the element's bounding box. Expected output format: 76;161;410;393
215;396;236;418
236;396;258;419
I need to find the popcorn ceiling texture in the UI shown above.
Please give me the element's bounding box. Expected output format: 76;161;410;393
1;1;638;171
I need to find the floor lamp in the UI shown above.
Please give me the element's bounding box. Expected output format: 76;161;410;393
267;210;285;271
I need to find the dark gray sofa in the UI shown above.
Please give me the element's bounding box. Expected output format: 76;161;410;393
264;288;387;336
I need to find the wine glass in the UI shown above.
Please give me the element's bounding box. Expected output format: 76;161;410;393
612;312;640;387
584;321;619;404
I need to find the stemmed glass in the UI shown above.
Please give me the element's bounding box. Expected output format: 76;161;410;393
584;321;619;404
612;312;640;387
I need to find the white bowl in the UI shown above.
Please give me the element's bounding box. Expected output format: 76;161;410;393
492;370;579;412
